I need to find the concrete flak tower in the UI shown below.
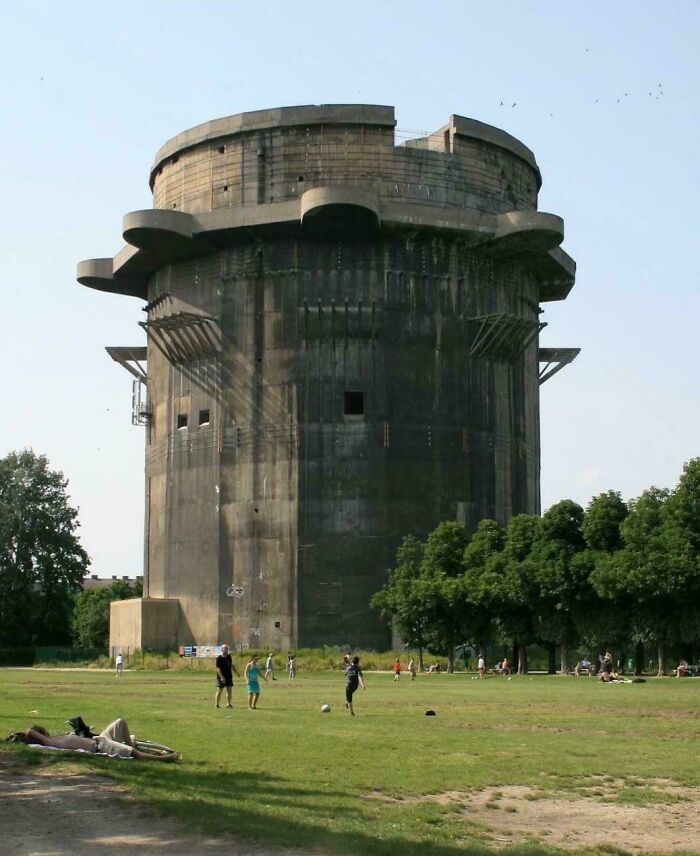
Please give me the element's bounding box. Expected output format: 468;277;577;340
78;105;578;653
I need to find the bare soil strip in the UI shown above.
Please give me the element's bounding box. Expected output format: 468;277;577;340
366;777;700;853
0;762;309;856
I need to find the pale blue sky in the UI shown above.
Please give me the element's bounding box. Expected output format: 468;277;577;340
2;1;698;574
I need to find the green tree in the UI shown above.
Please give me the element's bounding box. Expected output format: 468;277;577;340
0;450;89;645
462;519;506;656
582;490;628;553
370;535;428;669
494;514;541;674
576;491;633;669
419;521;469;672
72;579;142;648
659;459;700;660
529;500;586;673
592;487;675;675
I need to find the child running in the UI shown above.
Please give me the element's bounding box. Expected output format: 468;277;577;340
244;654;268;709
344;655;365;716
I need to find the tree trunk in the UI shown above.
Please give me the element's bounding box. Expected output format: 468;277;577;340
546;643;556;674
447;647;455;673
560;642;569;675
657;641;666;677
634;641;645;676
512;641;518;669
517;642;528;674
418;645;424;673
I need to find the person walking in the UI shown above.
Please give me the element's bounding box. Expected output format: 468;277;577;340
244;654;268;709
287;653;297;683
264;652;276;680
393;658;401;682
407;657;417;680
215;644;239;709
344;655;365;716
115;652;123;677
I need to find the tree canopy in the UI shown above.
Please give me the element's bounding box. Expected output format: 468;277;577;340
0;450;90;645
372;459;700;674
72;578;142;648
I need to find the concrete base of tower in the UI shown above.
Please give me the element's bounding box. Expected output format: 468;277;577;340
109;597;181;653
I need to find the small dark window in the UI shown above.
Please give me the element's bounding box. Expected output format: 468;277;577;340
198;409;210;426
177;413;188;430
218;145;225;154
274;621;281;628
344;391;364;416
297;175;304;182
223;185;228;191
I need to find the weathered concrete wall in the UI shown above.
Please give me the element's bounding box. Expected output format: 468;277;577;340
109;598;180;651
79;105;576;652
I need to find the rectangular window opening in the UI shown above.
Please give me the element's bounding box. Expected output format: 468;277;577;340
177;413;188;430
344;391;364;416
198;409;210;427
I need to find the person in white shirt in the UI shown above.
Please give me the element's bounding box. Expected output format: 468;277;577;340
115;653;124;677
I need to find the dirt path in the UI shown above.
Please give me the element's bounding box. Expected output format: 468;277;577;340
0;762;310;856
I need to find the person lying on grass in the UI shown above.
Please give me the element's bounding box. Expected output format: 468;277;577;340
25;718;180;761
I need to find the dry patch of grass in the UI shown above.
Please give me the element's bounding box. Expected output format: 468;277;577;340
365;778;700;853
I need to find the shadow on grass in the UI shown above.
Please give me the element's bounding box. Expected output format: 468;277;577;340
1;747;570;855
107;761;568;856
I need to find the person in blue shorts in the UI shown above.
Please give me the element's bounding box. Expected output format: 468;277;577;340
244;653;268;709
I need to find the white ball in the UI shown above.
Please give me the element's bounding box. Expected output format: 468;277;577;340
321;704;331;713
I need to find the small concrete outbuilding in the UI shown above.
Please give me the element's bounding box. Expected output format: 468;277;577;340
78;105;578;653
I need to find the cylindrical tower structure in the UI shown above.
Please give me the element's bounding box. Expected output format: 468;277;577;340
78;105;577;651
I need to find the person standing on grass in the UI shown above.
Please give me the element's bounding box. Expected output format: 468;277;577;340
265;652;276;680
215;644;239;709
244;654;268;709
115;652;123;677
408;657;417;680
477;653;485;679
344;655;365;716
393;658;401;682
288;653;297;683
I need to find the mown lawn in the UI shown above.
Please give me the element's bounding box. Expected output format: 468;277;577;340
1;668;699;855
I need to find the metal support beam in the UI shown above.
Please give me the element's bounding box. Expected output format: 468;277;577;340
539;347;581;384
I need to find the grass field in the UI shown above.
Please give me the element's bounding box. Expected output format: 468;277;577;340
1;668;699;855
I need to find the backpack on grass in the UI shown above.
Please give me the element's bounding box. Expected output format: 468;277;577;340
66;716;96;738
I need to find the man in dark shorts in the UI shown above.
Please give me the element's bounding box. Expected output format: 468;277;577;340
215;644;239;709
344;655;365;716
